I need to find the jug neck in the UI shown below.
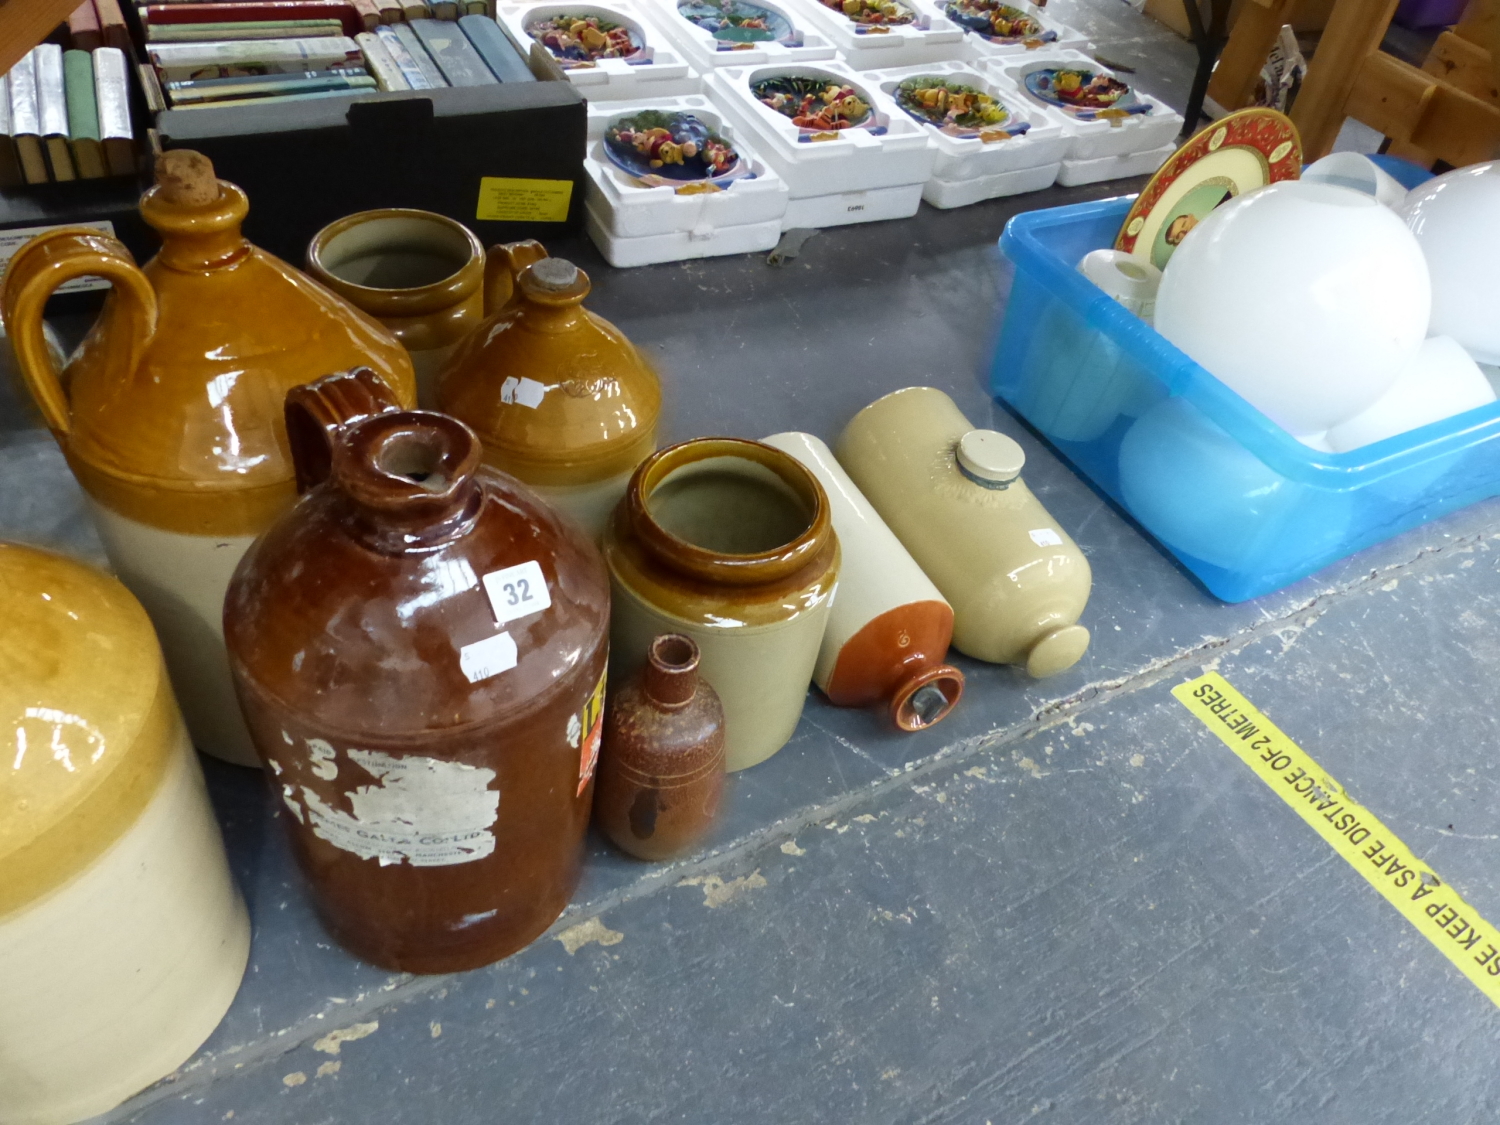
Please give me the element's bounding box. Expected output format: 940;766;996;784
643;634;701;711
139;181;254;271
512;259;592;335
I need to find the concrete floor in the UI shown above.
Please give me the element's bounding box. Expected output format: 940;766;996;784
6;4;1500;1122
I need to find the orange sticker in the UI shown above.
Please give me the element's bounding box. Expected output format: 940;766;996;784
576;667;607;796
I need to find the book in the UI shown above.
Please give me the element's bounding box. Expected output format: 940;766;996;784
9;52;49;185
431;0;459;18
458;15;533;83
402;0;432;19
63;49;106;178
374;25;435;89
148;19;347;40
147;37;364;81
355;30;410;91
172;88;365;108
35;44;77;182
375;0;404;22
93;47;135;176
167;69;376;104
0;76;23;189
390;24;448;87
144;3;366;37
465;0;488;14
92;0;133;53
138;61;167;112
410;19;496;86
67;1;103;52
348;0;382;29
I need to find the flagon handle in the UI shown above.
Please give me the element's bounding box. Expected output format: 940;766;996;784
284;367;405;493
0;228;158;437
481;239;548;317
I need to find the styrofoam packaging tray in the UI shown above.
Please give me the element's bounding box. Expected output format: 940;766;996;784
783;180;923;227
990;48;1181;161
707;60;935;206
640;0;838;70
864;61;1067;184
587;203;783;265
1056;140;1173;186
906;0;1088;61
923;160;1058;206
585;94;790;238
774;0;965;70
496;1;702;97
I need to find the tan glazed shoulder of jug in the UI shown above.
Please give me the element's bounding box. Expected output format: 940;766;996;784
0;150;416;767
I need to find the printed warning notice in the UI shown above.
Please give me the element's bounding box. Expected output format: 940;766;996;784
1174;671;1500;1009
475;177;574;223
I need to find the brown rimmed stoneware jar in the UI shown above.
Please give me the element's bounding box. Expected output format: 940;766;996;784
223;407;610;973
595;634;726;861
602;438;839;772
0;150;415;768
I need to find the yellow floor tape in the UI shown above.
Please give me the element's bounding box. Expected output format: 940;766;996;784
1174;671;1500;1009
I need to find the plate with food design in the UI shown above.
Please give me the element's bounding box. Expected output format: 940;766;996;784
893;75;1030;139
1022;66;1149;121
943;0;1055;45
817;0;915;29
677;0;796;46
751;73;883;135
526;11;645;65
603;110;751;187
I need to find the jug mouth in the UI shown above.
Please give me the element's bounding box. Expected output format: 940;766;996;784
621;438;832;587
889;664;964;732
307;209;485;317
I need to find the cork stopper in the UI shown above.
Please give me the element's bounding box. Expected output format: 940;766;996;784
154;150;220;206
529;258;580;291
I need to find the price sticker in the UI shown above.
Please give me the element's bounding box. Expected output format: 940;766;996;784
459;631;518;684
482;560;552;628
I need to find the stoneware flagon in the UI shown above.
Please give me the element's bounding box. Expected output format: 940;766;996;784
0;542;249;1125
0;150;416;768
602;437;839;771
594;633;726;861
223;406;610;973
763;431;964;730
836;388;1091;676
436;252;662;541
307;210;497;408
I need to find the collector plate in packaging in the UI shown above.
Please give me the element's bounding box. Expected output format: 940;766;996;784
645;0;837;69
934;0;1086;58
776;0;964;70
497;0;701;97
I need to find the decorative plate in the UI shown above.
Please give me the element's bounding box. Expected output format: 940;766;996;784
526;12;644;65
751;74;877;133
1022;66;1148;120
603;110;749;186
893;76;1030;139
678;0;795;46
817;0;915;28
943;0;1055;45
1115;107;1302;269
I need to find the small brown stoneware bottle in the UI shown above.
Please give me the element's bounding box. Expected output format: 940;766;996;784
595;634;726;862
223;407;610;973
436;253;662;540
0;149;415;768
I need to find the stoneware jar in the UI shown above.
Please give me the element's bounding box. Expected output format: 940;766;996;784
223;408;610;973
595;633;726;862
0;542;249;1125
836;388;1091;677
0;150;416;768
307;210;516;408
602;437;839;772
763;431;964;731
436;253;662;540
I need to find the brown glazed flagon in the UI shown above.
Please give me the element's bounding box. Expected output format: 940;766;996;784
223;407;610;973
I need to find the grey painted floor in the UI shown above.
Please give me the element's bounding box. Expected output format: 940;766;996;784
7;5;1499;1122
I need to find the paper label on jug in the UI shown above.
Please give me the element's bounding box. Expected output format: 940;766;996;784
575;667;608;797
296;748;499;867
483;560;551;627
1029;528;1063;547
460;631;519;683
499;376;548;409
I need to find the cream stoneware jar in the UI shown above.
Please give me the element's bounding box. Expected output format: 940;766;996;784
0;542;249;1125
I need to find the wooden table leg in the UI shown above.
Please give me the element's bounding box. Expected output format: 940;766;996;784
1291;0;1401;159
1205;0;1299;113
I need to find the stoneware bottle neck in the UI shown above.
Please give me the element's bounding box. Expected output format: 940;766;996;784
514;259;591;334
329;411;483;554
140;181;254;272
643;634;701;711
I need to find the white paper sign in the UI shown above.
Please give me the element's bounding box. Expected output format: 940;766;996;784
1029;528;1063;547
482;559;551;627
460;631;518;683
499;375;548;409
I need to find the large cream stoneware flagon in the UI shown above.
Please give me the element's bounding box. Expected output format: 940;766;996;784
0;151;416;766
836;388;1091;677
0;543;249;1125
603;438;839;771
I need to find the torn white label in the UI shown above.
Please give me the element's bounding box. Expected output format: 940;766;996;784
299;748;499;867
482;559;551;627
499;376;548;409
460;631;518;683
1028;528;1063;547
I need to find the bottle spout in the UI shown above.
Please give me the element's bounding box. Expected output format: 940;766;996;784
889;665;965;732
1025;624;1090;679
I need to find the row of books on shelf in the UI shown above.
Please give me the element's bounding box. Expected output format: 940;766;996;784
136;16;534;109
2;45;135;187
140;0;498;31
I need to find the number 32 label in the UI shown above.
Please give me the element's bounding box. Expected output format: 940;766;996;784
482;560;552;627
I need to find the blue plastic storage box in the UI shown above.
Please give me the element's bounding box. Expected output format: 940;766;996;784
991;194;1500;602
